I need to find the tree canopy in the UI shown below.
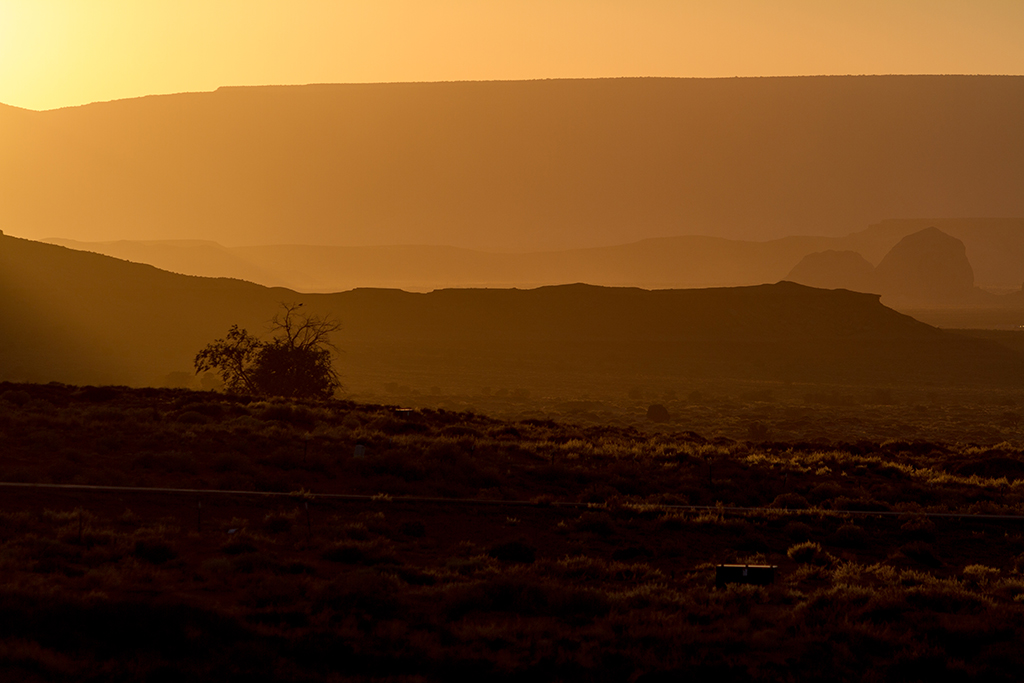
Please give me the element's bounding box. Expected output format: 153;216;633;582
195;303;341;399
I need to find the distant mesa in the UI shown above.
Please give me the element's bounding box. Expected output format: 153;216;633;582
5;76;1024;252
787;227;977;305
875;226;975;301
785;250;879;293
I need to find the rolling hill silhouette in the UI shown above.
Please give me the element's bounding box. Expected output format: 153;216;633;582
3;234;1023;392
42;217;1024;296
3;76;1023;251
42;235;836;291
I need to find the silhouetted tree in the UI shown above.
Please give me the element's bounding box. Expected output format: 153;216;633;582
195;303;341;399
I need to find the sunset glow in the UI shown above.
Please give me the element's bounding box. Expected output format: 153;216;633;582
7;4;1024;680
1;0;1023;111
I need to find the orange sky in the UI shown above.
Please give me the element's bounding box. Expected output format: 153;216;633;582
2;0;1023;111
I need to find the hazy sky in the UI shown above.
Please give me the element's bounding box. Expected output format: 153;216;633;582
2;0;1023;111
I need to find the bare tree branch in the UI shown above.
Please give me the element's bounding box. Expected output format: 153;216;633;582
195;303;341;398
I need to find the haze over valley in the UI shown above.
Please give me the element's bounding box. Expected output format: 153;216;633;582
42;217;1024;301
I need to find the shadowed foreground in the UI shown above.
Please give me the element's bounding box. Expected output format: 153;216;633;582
3;383;1024;680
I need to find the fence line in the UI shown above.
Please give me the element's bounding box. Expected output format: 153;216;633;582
2;481;1023;521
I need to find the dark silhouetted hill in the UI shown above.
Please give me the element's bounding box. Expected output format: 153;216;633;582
3;76;1023;251
43;238;286;287
3;234;1024;391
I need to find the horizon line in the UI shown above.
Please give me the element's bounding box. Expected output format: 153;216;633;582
5;72;1023;113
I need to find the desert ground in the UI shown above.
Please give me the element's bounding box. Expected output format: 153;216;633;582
4;381;1024;680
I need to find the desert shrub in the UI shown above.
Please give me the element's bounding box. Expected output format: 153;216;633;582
552;586;614;623
787;541;825;564
321;540;397;565
368;449;426;482
578;484;622;504
47;458;84;484
212;453;251;473
132;538;177;564
257;403;316;429
963;564;1000;587
368;415;428;435
489;425;521;439
444;575;554;619
808;481;845;503
714;582;768;613
487;540;536;564
783;521;814;540
550;556;665;584
833;523;869;548
1;389;31;406
900;541;942;568
399;521;426;538
253;471;292;492
355;511;390;535
177;410;210;424
611;545;655;562
439;424;481;438
131;452;197;474
340;412;362;430
572;511;614;536
75;386;119;403
259;446;330;473
342;522;372;541
899;515;936;541
654;513;689;532
317;569;404;618
243;576;305;609
445;554;497;575
0;511;34;541
905;580;990;614
550;555;613;582
177;402;224;418
262;510;298;533
769;492;810;509
84;406;131;423
955;457;1024;481
228;415;263;432
221;537;258;555
830;496;891;512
